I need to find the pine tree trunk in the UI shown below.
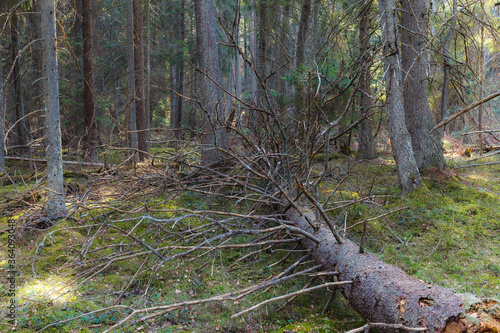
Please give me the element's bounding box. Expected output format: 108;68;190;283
379;0;421;195
277;3;290;97
249;5;257;126
356;0;377;160
133;0;148;160
11;12;29;147
0;42;5;172
286;206;499;332
401;0;445;170
234;26;242;125
29;0;44;141
82;0;98;163
255;0;268;113
145;0;151;140
41;0;67;217
127;0;138;161
194;0;227;165
170;0;185;140
440;0;457;136
295;0;312;113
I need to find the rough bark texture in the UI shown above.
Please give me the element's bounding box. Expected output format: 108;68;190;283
440;0;458;136
11;12;29;147
255;0;268;114
286;206;499;332
401;0;445;170
356;0;377;160
133;0;149;160
29;0;44;138
145;0;151;141
248;5;257;126
250;6;257;106
379;0;421;195
170;0;185;140
0;43;5;172
126;0;138;161
277;3;290;96
295;0;312;113
82;0;98;162
42;0;67;217
194;0;227;164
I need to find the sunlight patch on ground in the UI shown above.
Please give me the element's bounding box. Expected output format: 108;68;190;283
466;173;488;182
17;275;77;304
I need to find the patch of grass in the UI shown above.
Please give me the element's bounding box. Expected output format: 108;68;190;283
324;156;500;299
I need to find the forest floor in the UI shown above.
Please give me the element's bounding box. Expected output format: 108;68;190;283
0;138;499;332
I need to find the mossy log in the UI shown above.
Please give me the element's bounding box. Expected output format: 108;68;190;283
286;206;500;332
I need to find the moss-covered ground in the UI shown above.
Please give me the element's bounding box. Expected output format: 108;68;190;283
1;143;499;332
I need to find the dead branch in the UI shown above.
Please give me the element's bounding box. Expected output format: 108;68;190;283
345;322;427;333
231;281;353;318
431;92;500;132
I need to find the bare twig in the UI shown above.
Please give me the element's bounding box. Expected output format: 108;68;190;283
231;281;352;318
345;322;427;333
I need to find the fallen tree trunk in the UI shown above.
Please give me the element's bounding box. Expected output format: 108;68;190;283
286;206;500;332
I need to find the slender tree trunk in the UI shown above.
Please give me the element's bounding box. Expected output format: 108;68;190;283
175;62;184;140
170;0;185;140
11;12;29;147
170;64;177;133
41;0;67;217
234;27;242;125
188;17;198;139
194;0;227;164
277;3;290;96
440;0;457;136
295;0;311;75
248;5;257;127
82;0;98;162
357;0;377;160
255;0;268;111
379;0;422;195
295;0;312;113
250;6;257;106
133;0;148;160
30;0;44;141
0;43;5;172
145;0;151;140
126;0;138;161
478;25;484;156
401;0;445;170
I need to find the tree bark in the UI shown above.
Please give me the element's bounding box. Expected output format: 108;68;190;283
133;0;149;160
277;3;290;97
0;42;5;172
170;0;185;140
194;0;227;164
82;0;98;163
440;0;458;136
234;23;242;125
145;0;151;141
401;0;445;170
255;0;268;113
295;0;312;114
248;5;257;127
379;0;421;195
41;0;67;217
127;0;138;161
356;0;377;160
29;0;44;141
286;206;500;332
11;11;29;147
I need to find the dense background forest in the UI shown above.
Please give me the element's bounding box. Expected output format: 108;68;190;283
1;0;500;332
